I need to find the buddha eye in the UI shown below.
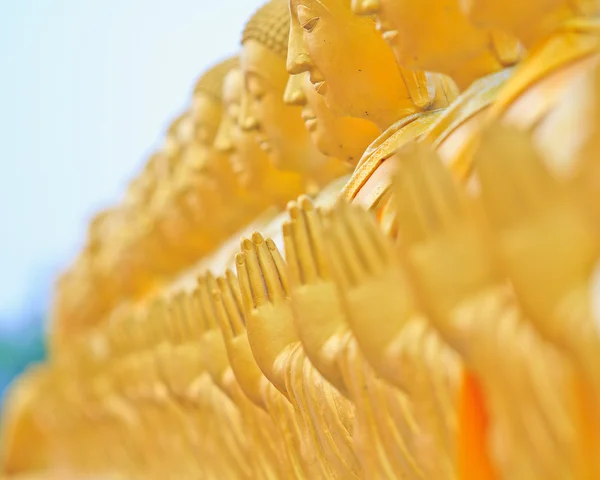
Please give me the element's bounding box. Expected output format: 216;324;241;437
301;17;320;33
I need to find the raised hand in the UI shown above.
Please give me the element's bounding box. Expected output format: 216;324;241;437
195;273;230;391
392;142;503;354
212;269;268;408
325;199;419;390
236;233;297;398
475;123;599;347
284;196;348;393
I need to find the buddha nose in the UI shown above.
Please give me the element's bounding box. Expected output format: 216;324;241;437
351;0;380;15
214;120;235;154
283;75;306;106
239;94;259;132
287;28;311;75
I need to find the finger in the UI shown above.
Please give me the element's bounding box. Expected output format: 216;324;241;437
190;285;208;334
283;221;302;288
225;269;244;315
392;146;430;248
154;300;173;343
235;252;255;319
421;144;465;233
342;203;385;275
198;273;218;330
329;203;363;285
289;200;318;283
267;236;290;297
212;285;233;341
322;208;352;291
242;237;269;307
180;293;196;338
475;123;557;230
218;276;245;336
253;232;286;302
300;195;329;279
358;207;394;265
187;291;204;339
172;294;188;339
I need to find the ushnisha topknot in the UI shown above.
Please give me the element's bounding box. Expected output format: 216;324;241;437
242;0;290;59
193;56;240;102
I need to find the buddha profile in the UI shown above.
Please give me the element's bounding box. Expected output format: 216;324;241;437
287;0;457;217
240;0;347;189
284;71;380;173
215;65;305;209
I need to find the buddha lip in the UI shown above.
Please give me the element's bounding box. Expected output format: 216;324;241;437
304;118;318;132
301;111;316;121
381;30;398;42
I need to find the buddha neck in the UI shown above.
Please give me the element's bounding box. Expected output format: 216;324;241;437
445;49;507;91
511;4;576;50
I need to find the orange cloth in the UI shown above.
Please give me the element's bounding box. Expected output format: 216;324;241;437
574;374;600;480
458;369;498;480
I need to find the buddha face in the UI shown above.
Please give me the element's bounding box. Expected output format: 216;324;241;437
288;0;404;123
351;0;493;75
285;72;379;164
459;0;568;36
215;68;274;189
191;93;222;147
183;94;228;182
240;39;311;172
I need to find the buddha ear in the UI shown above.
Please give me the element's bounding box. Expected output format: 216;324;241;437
399;69;435;110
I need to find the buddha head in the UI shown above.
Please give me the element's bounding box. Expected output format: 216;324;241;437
458;0;598;48
284;72;380;165
184;58;239;179
215;66;275;189
352;0;522;90
288;0;449;131
241;0;324;173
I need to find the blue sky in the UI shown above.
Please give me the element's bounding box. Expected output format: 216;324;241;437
0;0;263;325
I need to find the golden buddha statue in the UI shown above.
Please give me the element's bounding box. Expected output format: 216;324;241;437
283;72;380;204
235;235;361;479
475;123;600;478
197;63;308;277
287;0;457;218
351;0;522;168
282;198;438;479
212;270;313;479
215;65;306;210
240;0;349;191
146;297;250;479
50;209;128;349
183;58;266;223
154;111;228;266
178;277;286;479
